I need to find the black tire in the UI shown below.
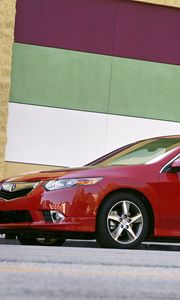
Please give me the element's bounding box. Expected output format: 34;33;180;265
17;234;66;246
96;192;149;249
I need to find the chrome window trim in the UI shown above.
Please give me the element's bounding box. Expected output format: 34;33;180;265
160;153;180;173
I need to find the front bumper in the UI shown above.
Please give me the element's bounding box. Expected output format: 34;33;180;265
0;182;102;234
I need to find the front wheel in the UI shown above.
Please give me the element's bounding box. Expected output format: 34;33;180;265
96;193;149;249
17;234;66;246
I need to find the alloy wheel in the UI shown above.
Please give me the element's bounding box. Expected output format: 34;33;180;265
107;200;143;244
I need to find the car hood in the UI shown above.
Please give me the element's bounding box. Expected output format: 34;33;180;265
2;164;149;183
2;167;92;183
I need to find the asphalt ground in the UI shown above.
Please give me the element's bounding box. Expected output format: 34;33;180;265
1;238;180;300
1;236;180;251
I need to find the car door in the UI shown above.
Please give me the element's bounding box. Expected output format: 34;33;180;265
159;156;180;232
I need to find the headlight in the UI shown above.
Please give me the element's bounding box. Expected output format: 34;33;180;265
44;177;103;191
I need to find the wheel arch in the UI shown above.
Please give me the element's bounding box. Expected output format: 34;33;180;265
96;188;154;237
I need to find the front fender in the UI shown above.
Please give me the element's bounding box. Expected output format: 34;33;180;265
97;176;160;229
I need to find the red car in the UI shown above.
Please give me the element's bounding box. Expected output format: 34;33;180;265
0;135;180;248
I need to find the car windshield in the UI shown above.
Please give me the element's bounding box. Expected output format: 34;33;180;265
92;138;180;166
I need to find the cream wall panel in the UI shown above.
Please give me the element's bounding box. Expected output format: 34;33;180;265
5;103;107;167
105;114;180;153
5;103;180;168
4;161;64;179
132;0;180;8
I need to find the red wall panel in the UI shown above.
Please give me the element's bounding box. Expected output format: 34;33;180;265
114;1;180;65
15;0;180;65
15;0;116;56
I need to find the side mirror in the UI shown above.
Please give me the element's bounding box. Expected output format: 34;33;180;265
170;158;180;172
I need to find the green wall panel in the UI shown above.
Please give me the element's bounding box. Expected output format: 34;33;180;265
10;43;111;113
10;43;180;122
109;57;180;121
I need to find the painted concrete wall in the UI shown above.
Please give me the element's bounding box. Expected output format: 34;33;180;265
4;0;180;176
11;44;180;122
5;103;180;167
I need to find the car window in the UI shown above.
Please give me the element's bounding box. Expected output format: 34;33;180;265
95;138;180;166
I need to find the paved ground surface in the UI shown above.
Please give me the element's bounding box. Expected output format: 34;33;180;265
1;238;180;299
